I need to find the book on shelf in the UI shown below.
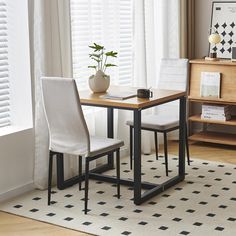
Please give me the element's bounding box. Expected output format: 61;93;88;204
202;104;230;112
100;92;137;100
200;72;221;98
201;114;231;121
201;104;232;121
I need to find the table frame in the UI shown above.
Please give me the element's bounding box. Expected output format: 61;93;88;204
56;95;186;205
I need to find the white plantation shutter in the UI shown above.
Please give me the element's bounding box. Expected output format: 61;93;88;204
0;1;9;128
70;0;133;89
118;0;133;85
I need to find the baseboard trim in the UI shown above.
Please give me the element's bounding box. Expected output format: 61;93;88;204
0;182;34;203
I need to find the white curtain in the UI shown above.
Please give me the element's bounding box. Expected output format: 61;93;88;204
133;0;180;153
70;0;133;161
30;0;181;188
30;0;129;189
29;0;76;189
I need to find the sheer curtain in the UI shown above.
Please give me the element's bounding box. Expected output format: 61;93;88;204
29;0;76;189
70;0;134;161
133;0;180;153
31;0;132;189
30;0;182;188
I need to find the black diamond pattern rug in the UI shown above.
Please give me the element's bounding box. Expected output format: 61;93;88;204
0;154;236;236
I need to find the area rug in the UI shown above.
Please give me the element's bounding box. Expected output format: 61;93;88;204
0;154;236;236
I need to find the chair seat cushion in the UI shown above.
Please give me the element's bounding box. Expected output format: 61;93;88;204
89;136;124;157
126;114;179;131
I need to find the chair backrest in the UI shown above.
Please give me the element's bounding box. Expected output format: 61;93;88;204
41;77;90;156
157;59;189;119
158;58;189;91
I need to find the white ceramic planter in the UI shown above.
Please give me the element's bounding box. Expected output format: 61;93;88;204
89;70;110;93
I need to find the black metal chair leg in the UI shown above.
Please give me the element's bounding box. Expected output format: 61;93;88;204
130;126;133;170
163;132;169;176
48;151;53;205
84;159;89;214
185;124;190;165
79;156;82;190
116;149;120;199
154;131;158;160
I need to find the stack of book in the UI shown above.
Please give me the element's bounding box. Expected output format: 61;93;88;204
201;104;231;121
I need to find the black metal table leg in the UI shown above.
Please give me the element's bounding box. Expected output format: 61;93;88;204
107;107;114;169
132;96;186;205
178;96;186;178
185;122;190;165
55;95;187;203
133;109;142;205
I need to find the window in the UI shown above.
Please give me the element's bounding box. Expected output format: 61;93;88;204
0;0;32;134
70;0;133;88
0;1;9;128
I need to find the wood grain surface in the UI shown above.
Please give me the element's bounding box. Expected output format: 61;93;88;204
79;86;186;109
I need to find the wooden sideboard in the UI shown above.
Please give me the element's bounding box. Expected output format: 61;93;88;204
188;59;236;146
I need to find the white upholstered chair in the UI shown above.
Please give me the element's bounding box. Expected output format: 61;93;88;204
127;59;190;176
41;77;124;214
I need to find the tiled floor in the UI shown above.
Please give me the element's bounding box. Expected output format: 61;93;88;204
0;154;236;236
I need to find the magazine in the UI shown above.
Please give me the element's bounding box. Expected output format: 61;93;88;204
200;72;221;98
100;92;137;100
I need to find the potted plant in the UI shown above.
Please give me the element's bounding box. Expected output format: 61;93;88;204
88;43;118;93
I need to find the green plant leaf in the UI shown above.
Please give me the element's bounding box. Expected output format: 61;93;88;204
89;43;118;72
94;43;104;51
88;45;97;50
105;63;117;67
89;43;104;52
88;66;97;69
89;53;101;58
91;57;101;63
105;51;118;57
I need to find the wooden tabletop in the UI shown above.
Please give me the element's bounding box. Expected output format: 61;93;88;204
79;86;186;109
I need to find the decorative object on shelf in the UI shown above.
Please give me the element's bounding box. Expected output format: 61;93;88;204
205;27;221;61
88;43;118;93
200;72;221;98
209;1;236;59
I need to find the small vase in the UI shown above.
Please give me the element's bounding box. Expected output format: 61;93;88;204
89;70;110;93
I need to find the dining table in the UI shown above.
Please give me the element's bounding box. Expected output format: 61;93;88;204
55;86;187;205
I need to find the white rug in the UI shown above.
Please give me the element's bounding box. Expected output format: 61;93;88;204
0;155;236;236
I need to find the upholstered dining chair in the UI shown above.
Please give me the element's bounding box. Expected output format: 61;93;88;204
41;77;124;214
126;59;190;176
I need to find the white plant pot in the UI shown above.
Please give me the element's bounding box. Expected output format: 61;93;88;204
89;70;110;93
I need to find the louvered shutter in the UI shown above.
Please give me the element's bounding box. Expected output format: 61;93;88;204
70;0;133;89
118;0;133;86
0;1;9;128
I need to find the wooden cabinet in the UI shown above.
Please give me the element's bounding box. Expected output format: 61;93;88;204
188;59;236;146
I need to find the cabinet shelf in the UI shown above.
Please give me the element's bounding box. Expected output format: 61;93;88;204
188;96;236;105
188;59;236;146
189;59;236;66
189;114;236;126
188;131;236;146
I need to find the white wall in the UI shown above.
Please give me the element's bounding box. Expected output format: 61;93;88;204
195;0;236;58
0;130;34;201
0;0;34;202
